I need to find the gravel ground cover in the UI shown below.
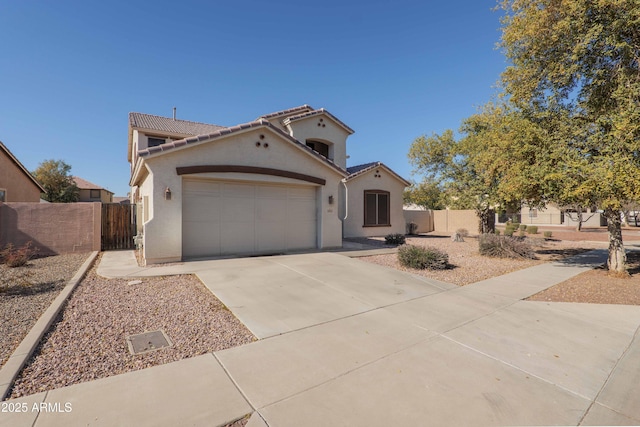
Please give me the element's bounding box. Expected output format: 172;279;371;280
0;253;91;369
8;256;256;399
529;250;640;305
355;233;603;286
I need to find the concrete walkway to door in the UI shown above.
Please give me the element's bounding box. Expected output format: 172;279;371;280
4;248;640;426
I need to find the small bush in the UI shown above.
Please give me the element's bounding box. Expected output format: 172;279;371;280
398;244;449;270
518;228;526;237
1;242;38;268
526;226;538;234
385;233;406;245
455;228;469;237
512;222;520;229
479;234;536;259
544;231;553;239
504;229;514;237
494;229;501;235
519;224;527;231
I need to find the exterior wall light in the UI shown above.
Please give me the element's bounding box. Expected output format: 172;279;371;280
328;195;334;205
165;187;172;201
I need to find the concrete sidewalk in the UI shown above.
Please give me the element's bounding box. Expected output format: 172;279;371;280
4;249;640;426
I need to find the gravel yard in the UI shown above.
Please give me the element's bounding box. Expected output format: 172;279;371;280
0;253;91;369
355;233;604;286
8;256;256;399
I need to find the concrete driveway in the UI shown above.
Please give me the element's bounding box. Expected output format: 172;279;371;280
5;250;640;426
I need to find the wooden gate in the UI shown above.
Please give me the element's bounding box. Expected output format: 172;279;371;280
101;203;137;250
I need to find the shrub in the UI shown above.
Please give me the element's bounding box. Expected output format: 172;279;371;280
504;228;514;237
494;229;501;235
455;228;469;237
478;234;536;259
526;225;538;234
512;222;520;229
518;228;526;237
1;242;38;268
385;233;406;245
519;224;527;231
398;244;449;270
544;231;553;239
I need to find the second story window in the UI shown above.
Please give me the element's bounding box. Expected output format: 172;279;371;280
148;137;166;147
306;140;330;159
90;189;101;199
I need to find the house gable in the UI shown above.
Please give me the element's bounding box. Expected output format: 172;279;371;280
0;141;45;202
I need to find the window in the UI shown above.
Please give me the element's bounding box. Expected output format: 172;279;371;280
306;140;330;159
147;137;166;147
0;189;5;202
529;208;538;218
364;190;390;226
90;189;101;199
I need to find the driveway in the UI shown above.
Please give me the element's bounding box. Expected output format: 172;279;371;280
5;250;640;426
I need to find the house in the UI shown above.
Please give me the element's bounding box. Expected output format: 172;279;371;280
500;204;604;228
128;105;409;264
0;140;45;202
72;176;114;203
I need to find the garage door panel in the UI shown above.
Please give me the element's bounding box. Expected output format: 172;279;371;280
257;222;286;252
183;179;317;259
221;223;256;254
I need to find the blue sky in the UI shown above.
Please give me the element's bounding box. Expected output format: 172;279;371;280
1;1;506;197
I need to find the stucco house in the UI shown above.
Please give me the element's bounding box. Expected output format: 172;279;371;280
128;105;409;264
73;176;114;203
0;140;45;202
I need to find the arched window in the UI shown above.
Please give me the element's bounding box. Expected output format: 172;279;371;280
306;140;331;159
364;190;390;226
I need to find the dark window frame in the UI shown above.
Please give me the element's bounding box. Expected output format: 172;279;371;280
147;136;167;148
90;189;101;199
363;189;391;227
0;188;6;202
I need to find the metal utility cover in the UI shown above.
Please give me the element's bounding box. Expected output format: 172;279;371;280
126;330;173;355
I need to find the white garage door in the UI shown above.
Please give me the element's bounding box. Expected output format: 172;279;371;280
182;179;317;258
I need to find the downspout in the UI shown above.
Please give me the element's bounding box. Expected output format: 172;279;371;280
341;178;348;238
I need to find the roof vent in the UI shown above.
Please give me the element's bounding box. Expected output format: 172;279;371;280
173;107;176;120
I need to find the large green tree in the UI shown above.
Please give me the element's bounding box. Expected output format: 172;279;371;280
33;159;79;203
408;130;498;233
497;0;640;272
403;180;447;210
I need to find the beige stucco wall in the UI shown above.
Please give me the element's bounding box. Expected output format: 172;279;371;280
403;209;434;233
343;170;407;238
433;209;478;233
0;202;101;255
286;116;349;169
138;127;345;264
0;151;42;202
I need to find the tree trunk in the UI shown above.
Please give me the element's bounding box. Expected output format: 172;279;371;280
604;209;627;273
576;210;583;232
477;207;495;234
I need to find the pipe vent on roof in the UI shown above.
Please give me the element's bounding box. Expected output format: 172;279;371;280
173;107;176;120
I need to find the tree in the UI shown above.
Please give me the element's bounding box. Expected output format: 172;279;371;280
497;0;640;272
403;180;446;210
408;130;498;233
33;160;79;203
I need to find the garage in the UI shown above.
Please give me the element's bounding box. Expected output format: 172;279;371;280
182;179;318;258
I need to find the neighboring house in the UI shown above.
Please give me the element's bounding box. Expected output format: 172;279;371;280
0;140;45;202
128;105;409;264
72;176;114;203
113;196;130;205
501;204;604;228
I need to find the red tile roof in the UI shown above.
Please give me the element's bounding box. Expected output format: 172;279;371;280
346;161;410;185
72;176;114;194
129;113;225;136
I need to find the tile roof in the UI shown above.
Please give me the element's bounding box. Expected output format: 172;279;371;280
137;119;347;176
73;176;114;194
0;140;46;192
129;112;225;136
258;105;314;120
346;161;410;185
283;108;355;134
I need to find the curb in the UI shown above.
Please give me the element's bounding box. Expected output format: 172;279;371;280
0;251;99;400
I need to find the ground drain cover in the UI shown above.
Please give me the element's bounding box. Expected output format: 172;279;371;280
126;330;173;355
